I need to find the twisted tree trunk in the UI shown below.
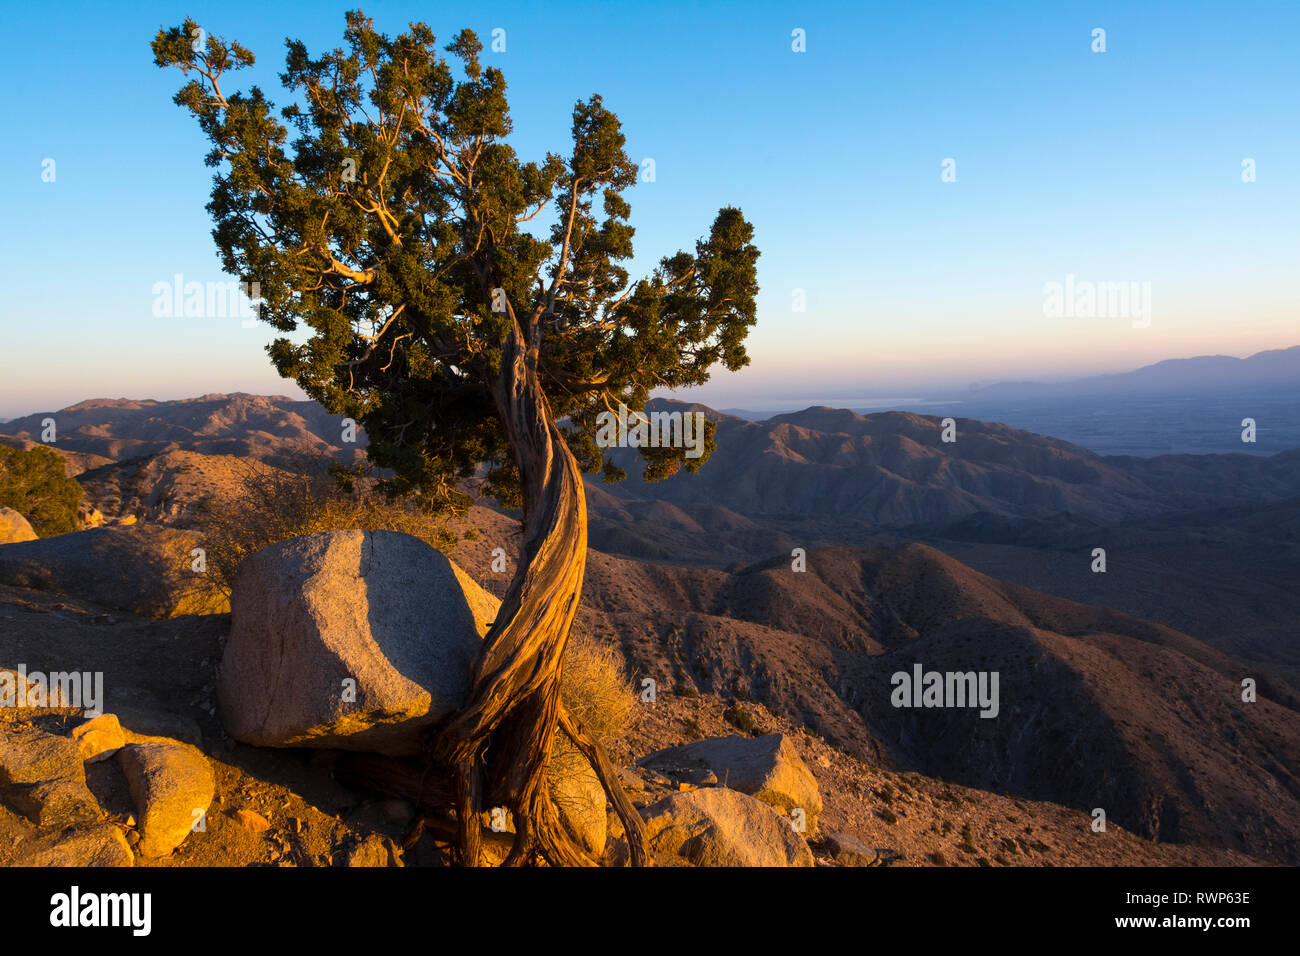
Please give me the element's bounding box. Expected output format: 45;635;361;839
430;323;648;866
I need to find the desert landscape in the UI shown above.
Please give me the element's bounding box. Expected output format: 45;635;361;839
1;390;1295;869
1;6;1296;942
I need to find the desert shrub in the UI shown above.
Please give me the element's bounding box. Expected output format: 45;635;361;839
558;633;639;749
878;783;895;804
959;822;977;854
723;703;759;736
193;456;456;595
552;633;640;787
930;850;949;866
878;807;899;825
0;445;82;536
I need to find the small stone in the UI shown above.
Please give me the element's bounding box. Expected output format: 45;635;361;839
235;808;271;833
71;714;126;764
825;831;878;867
345;834;399;867
116;740;215;858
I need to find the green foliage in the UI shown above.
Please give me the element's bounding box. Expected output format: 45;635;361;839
153;11;759;514
0;445;82;536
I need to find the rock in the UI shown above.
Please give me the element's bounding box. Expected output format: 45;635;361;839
0;525;226;618
234;808;271;833
639;788;814;867
116;740;214;858
616;767;646;792
71;714;126;763
345;833;400;867
77;504;105;530
0;667;82;716
549;739;607;858
0;507;37;544
640;734;822;829
25;824;134;867
0;723;104;827
218;530;498;757
825;831;878;866
676;768;718;787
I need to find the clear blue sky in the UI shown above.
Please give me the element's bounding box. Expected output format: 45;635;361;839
1;0;1297;417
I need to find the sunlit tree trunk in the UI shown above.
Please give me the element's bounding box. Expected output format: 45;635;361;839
432;324;648;866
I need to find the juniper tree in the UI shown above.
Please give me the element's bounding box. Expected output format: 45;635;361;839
152;10;759;866
0;445;83;537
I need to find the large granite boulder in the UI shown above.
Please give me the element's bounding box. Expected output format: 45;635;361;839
639;733;823;829
218;530;498;757
639;787;814;867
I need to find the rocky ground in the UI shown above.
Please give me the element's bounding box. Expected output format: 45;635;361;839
0;560;1261;868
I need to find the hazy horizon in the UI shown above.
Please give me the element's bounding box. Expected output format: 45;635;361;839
1;341;1296;421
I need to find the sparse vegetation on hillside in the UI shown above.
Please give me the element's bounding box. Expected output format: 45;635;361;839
0;445;83;536
723;703;762;736
193;457;455;594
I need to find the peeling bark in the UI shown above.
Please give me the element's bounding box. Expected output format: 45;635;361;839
430;322;647;866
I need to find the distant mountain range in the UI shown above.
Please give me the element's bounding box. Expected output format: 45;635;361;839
715;347;1300;456
0;394;366;472
957;345;1300;399
717;345;1300;420
589;400;1300;530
